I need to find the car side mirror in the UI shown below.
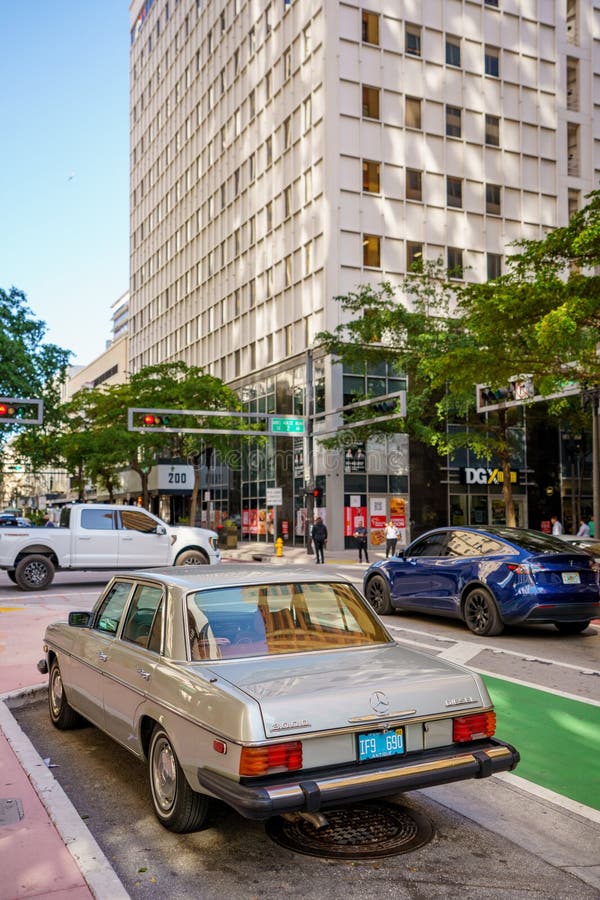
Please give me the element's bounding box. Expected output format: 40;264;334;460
68;611;93;628
156;525;167;535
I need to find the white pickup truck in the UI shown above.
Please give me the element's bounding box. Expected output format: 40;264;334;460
0;504;221;590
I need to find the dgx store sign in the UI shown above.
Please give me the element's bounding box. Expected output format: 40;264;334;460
459;467;519;485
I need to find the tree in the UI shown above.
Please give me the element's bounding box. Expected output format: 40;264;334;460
59;362;242;514
0;287;71;482
317;190;600;527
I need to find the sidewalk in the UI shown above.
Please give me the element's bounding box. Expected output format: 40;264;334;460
221;538;386;565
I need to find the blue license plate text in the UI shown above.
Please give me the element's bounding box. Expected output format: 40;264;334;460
358;728;405;762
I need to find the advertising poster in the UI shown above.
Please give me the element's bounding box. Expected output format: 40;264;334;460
369;497;387;547
390;496;406;528
344;506;367;537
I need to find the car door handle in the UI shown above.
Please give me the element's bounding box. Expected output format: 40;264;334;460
121;537;133;541
137;668;151;681
79;536;91;541
98;651;108;661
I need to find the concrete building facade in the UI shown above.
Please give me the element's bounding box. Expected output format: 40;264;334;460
128;0;600;546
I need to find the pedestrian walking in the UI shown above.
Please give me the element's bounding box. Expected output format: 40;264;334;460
384;521;399;558
550;515;563;536
354;523;369;563
576;518;591;537
312;516;327;564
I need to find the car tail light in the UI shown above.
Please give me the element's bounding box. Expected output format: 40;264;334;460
239;741;303;776
452;711;496;742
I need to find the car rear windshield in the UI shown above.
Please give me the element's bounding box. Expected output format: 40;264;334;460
186;581;392;661
487;527;585;554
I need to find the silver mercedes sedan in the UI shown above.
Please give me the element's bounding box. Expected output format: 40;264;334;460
38;566;519;833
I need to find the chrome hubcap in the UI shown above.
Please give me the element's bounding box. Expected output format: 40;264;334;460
25;561;47;585
152;736;177;812
50;669;63;716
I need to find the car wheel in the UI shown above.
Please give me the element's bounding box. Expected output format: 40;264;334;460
48;659;83;730
6;569;17;584
365;574;393;615
14;554;55;591
555;621;590;635
148;725;210;833
175;549;209;566
463;587;504;636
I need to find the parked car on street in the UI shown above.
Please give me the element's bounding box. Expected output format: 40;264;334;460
0;503;220;590
556;534;600;562
0;514;31;528
363;526;600;636
38;566;519;832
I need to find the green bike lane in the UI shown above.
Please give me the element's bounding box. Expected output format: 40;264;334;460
482;673;600;812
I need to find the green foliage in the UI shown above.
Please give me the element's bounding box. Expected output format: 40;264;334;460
0;287;71;469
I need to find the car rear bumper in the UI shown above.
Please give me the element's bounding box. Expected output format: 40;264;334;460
513;601;600;624
196;738;519;821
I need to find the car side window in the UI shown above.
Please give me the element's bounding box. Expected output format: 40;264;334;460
410;535;449;557
121;585;164;650
81;508;115;530
118;509;159;533
94;582;134;635
446;531;506;557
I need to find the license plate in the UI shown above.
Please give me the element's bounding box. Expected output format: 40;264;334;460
358;728;405;762
561;572;581;584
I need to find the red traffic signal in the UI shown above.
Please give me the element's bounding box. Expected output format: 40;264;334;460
143;414;161;426
0;404;8;416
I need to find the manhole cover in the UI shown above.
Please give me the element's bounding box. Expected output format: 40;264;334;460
265;801;434;859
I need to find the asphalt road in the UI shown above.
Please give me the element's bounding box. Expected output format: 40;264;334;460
3;567;600;898
12;698;600;900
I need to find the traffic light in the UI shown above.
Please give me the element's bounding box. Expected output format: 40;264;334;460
312;487;322;503
0;397;43;424
140;413;170;427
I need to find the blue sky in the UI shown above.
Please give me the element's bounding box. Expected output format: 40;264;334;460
0;3;130;365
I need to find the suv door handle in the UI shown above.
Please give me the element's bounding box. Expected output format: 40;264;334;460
98;651;108;661
137;668;150;681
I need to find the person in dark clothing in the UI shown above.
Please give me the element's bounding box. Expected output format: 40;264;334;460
353;524;369;563
312;517;328;564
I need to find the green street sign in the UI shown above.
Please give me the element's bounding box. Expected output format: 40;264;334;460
269;416;306;434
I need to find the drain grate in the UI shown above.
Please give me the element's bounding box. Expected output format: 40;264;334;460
0;798;24;827
265;801;434;859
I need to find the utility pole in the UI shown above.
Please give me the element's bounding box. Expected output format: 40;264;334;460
304;348;315;548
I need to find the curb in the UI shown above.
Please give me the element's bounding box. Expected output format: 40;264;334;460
0;685;130;900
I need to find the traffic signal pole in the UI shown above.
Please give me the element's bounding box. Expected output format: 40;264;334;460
304;348;315;550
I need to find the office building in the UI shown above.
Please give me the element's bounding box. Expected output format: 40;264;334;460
129;0;599;545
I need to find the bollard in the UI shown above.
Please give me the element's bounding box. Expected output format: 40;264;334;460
275;537;284;557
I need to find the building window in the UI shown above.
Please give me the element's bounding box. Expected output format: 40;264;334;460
248;26;256;55
484;0;499;6
362;10;379;45
283;48;291;79
487;253;502;280
284;185;292;218
264;70;272;101
405;96;421;129
406;168;422;201
405;23;421;56
304;167;312;203
486;183;501;215
485;45;499;77
362;85;380;119
485;114;500;146
447;176;462;208
406;241;423;271
363;234;381;268
568;188;580;218
446;36;461;67
303;96;312;131
446;105;461;137
285;254;292;287
362;159;380;193
568;122;580;176
567;57;579;111
266;136;272;165
303;23;312;59
304;241;312;275
283;115;291;148
447;247;463;279
266;201;273;231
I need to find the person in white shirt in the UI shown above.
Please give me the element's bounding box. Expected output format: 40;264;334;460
385;521;399;558
550;515;563;536
576;518;591;537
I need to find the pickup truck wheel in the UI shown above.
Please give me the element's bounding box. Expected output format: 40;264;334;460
15;555;55;591
49;659;84;729
6;570;17;584
176;549;209;566
148;725;210;832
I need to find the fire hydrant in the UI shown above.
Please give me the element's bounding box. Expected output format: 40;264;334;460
275;537;284;557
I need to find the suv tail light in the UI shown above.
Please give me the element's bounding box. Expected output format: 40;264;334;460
239;741;303;776
453;711;496;742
